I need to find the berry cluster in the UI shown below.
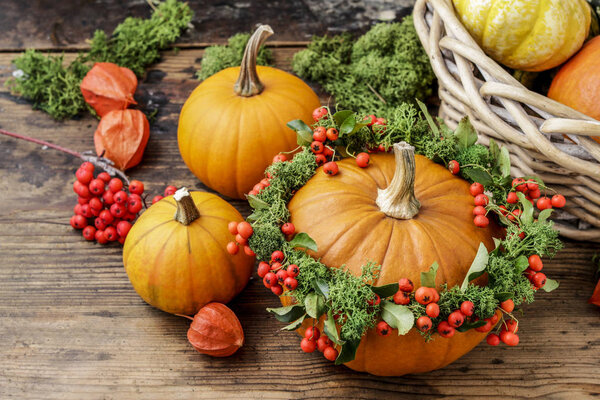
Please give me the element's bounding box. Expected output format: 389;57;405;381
257;250;299;296
299;325;338;362
226;221;257;257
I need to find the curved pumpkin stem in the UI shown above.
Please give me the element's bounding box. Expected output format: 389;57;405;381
376;142;421;219
234;24;273;97
174;187;200;225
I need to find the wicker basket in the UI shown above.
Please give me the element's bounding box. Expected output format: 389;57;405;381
413;0;600;242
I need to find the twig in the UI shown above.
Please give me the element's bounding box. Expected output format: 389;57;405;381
366;82;387;105
0;128;130;184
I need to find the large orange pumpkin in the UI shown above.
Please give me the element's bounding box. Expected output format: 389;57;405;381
123;188;254;315
548;35;600;144
178;25;321;199
287;143;499;376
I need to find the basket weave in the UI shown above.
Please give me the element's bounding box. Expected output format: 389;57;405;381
413;0;600;242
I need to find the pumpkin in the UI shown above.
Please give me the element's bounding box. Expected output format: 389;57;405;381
548;35;600;142
452;0;591;71
178;25;321;199
287;142;499;376
123;187;254;315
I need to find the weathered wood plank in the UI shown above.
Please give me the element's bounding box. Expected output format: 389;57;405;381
0;47;599;399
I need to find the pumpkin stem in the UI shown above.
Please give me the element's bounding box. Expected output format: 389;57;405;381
234;24;273;97
174;187;200;226
376;142;421;219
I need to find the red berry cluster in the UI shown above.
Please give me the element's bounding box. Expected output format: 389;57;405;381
70;162;143;244
248;176;272;197
256;250;299;296
299;326;339;362
524;254;547;289
484;299;520;346
226;221;256;257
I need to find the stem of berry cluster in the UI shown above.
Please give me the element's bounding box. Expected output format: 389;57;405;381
0;128;130;184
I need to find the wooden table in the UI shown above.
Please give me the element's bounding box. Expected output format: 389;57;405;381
1;1;599;398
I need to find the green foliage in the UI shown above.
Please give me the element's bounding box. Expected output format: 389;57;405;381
197;33;273;80
292;17;435;115
7;0;192;120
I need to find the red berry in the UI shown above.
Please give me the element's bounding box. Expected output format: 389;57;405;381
363;114;377;126
114;190;128;205
378;144;387;152
326;128;338;141
310;141;324;154
498;205;508;216
426;303;440;318
305;326;320;340
270;262;283;271
253;183;266;193
97;172;111;183
300;338;316;353
506;192;518;204
284;277;298;290
312;107;328;122
469;182;484;196
73;181;91;198
448;310;465;328
99;209;114;224
110;203;126;218
105;226;118;241
244;245;255;256
486;333;500;346
317;336;332;352
356;152;370;168
367;294;381;306
260;178;270;187
437;321;455;338
128;180;144;195
323;161;339;176
102;190;115;205
257;262;270;278
287;264;300;277
551;194;566;208
82;225;96;241
503;319;519;334
226;242;238;255
415;287;434;305
398;278;414;293
116;221;132;238
374;117;387;126
322;146;334;159
473;206;487;216
323;346;338;361
393;291;410;305
80;162;95;172
77;196;90;205
164;185;177;196
94;217;107;231
151;195;163;204
70;215;87;229
416;316;432;332
448;160;460;175
271;250;284;263
528;189;541;199
500;331;519;346
228;221;238;235
271;283;283;296
460;301;475;317
376;321;391;336
127;196;143;214
475;320;492;332
276;269;289;284
315;154;327;166
526;181;539;191
512;178;527;192
474;194;489;206
74;204;83;216
528;255;543;272
95;229;108;244
537;196;552;210
108;178;123;193
75;168;93;184
473;214;489;228
500;299;515;313
80;204;93;218
532;272;546;288
263;272;277;288
313;127;327;142
237;222;253;239
281;222;295;235
88;197;103;211
272;154;287;163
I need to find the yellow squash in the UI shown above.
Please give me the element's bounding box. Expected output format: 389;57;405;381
452;0;591;71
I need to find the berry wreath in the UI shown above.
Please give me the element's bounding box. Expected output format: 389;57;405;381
225;101;564;374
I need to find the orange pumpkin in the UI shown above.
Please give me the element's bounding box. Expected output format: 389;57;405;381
548;36;600;143
287;142;499;376
178;25;321;199
123;188;254;315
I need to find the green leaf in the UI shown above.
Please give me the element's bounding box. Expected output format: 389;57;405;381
313;279;330;299
499;146;511;177
495;292;513;302
455;116;478;150
517;192;534;225
304;293;326;319
287;119;313;146
461;243;489;291
370;282;399;298
335;339;361;365
489;138;500;162
461;167;494;187
266;305;306;323
380;300;414;335
538;208;553;223
456;319;487;332
281;314;306;331
332;110;354;127
416;99;439;137
246;194;269;210
542;278;559;292
339;116;356;136
420;262;439;288
514;255;529;273
324;311;343;345
350;121;369;135
246;212;258;223
288;232;318;252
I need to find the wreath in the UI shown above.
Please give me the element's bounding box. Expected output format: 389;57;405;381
226;102;564;366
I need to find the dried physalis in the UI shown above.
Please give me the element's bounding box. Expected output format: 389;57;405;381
81;62;137;117
185;303;244;357
94;109;149;170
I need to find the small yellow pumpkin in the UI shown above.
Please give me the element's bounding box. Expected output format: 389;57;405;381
123;188;254;315
452;0;591;71
178;25;321;199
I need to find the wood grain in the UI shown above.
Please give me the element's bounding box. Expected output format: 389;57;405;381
1;44;600;399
